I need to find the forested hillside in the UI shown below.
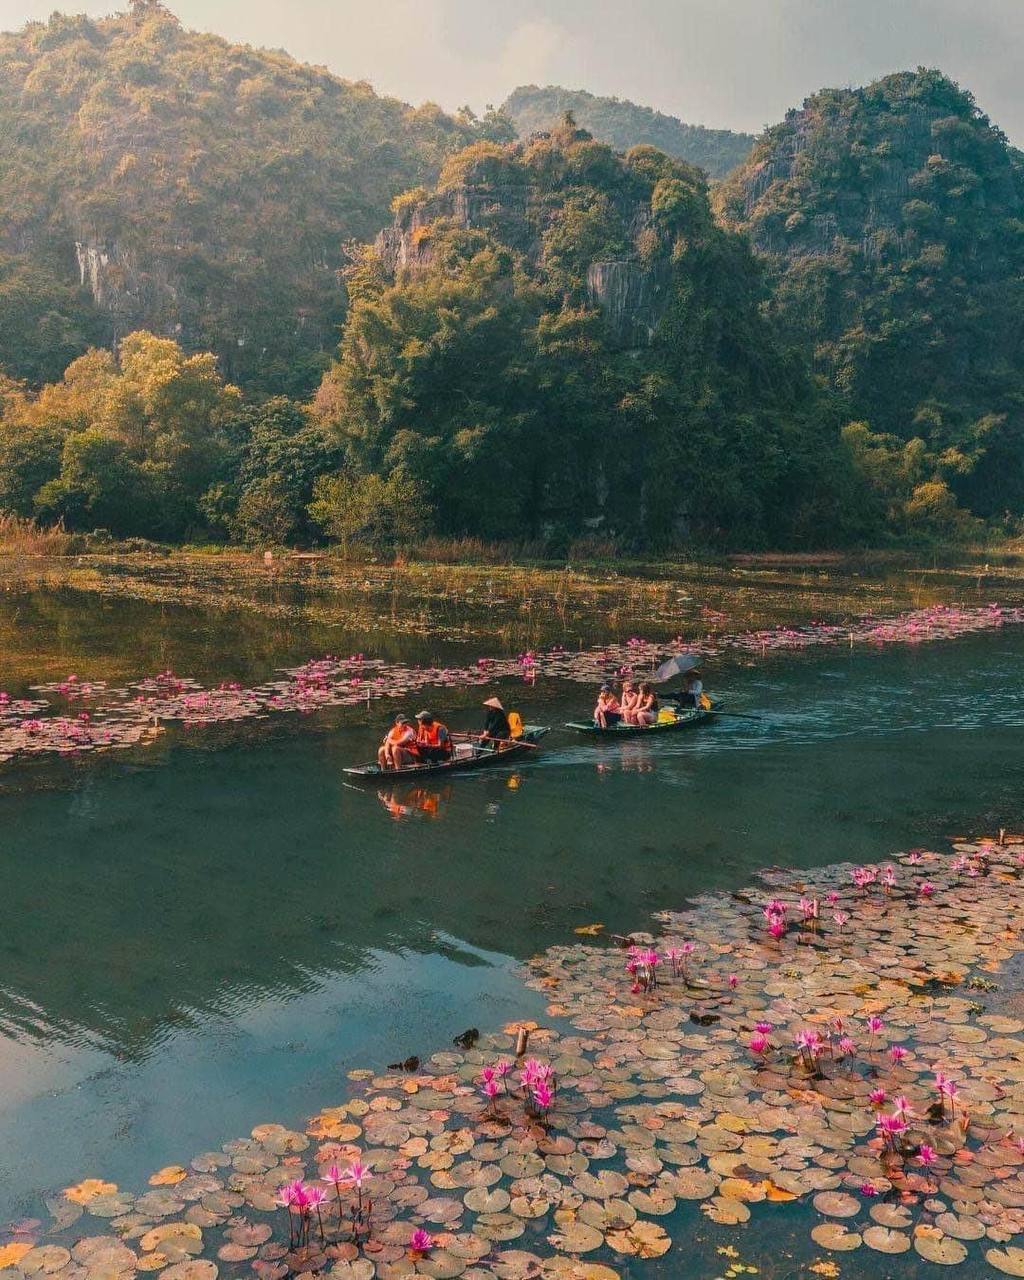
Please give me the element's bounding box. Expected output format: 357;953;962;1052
0;0;507;396
503;85;754;178
718;69;1024;526
2;8;1023;551
311;121;862;549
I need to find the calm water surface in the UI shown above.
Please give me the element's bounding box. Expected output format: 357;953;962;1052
2;629;1024;1221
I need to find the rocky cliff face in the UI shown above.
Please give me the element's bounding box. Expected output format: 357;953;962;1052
585;260;671;347
376;178;672;350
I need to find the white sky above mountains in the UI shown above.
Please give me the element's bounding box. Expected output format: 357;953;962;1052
3;0;1022;143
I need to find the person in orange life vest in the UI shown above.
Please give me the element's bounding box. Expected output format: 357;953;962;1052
378;714;419;769
414;710;452;762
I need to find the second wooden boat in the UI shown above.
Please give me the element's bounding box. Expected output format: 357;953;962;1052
564;705;721;737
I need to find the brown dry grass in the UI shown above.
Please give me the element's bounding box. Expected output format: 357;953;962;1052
0;515;74;556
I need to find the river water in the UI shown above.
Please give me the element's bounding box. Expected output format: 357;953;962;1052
2;623;1024;1219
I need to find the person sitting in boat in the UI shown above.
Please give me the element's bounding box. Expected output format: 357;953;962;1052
619;679;639;724
594;684;621;728
415;710;452;762
378;715;420;770
635;682;659;727
481;697;512;749
675;671;704;709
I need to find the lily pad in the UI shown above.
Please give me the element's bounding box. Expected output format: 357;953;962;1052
810;1224;861;1251
914;1233;968;1265
604;1222;670;1258
987;1247;1024;1276
863;1227;911;1254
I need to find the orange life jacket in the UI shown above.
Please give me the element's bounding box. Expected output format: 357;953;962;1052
386;725;416;749
417;720;450;752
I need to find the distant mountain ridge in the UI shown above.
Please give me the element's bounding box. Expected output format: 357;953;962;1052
502;84;754;178
0;1;504;394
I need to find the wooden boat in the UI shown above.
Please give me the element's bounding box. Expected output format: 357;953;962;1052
344;726;551;780
564;704;721;737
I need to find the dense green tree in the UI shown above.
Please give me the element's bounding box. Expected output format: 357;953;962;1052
0;256;108;385
202;397;344;544
316;131;867;549
1;331;239;538
308;470;429;553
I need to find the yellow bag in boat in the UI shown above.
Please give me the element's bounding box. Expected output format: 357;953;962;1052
507;710;524;739
657;707;677;724
699;692;712;710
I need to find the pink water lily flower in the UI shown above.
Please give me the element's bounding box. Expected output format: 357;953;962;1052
917;1144;937;1167
409;1229;433;1254
532;1081;554;1112
889;1044;907;1065
869;1088;887;1107
345;1160;369;1188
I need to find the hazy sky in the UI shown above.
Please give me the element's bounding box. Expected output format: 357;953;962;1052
3;0;1022;142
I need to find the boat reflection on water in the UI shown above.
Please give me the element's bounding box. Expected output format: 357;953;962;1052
376;781;453;820
595;742;656;775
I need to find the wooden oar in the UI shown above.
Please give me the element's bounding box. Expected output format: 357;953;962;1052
449;731;542;748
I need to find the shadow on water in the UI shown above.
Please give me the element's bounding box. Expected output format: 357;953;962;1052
1;629;1024;1214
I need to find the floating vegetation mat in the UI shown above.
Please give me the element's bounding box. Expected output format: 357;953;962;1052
9;837;1024;1276
1;603;1021;770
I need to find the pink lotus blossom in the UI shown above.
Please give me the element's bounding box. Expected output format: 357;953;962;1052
860;1181;878;1196
917;1144;937;1167
866;1015;884;1035
532;1082;554;1112
918;881;935;897
832;910;849;930
838;1036;855;1056
755;1020;773;1035
749;1033;770;1055
889;1045;907;1065
728;974;738;988
345;1160;369;1188
869;1088;887;1106
825;890;840;905
409;1229;433;1253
